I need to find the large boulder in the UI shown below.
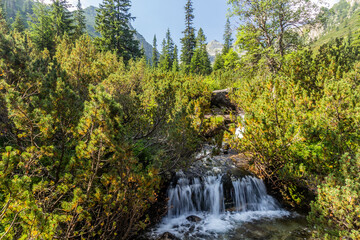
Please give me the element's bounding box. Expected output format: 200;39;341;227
210;89;238;111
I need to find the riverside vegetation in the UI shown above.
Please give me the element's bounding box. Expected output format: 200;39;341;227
0;0;360;239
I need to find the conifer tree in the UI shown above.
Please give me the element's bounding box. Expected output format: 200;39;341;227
95;0;141;62
29;2;55;51
223;18;233;54
180;0;196;73
214;19;233;71
165;29;175;63
23;0;34;15
213;53;224;71
159;29;175;71
0;0;7;31
73;0;86;39
172;45;179;72
12;11;25;32
151;35;158;67
159;38;171;71
51;0;74;37
190;28;212;75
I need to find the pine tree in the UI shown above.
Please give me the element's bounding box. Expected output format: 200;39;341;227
180;0;196;73
190;28;212;75
223;18;233;54
12;11;25;32
29;2;55;51
95;0;141;62
73;0;86;39
51;0;74;37
151;35;158;67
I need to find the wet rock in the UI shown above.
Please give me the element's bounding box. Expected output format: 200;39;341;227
211;89;238;111
186;215;202;223
157;232;180;240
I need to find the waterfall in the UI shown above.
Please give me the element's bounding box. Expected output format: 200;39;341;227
232;176;280;212
167;175;279;218
167;176;225;217
149;174;291;240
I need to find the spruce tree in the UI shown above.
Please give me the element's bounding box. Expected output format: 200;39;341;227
29;2;55;51
190;28;211;75
51;0;74;37
159;38;171;71
12;11;25;32
165;29;174;63
95;0;141;62
159;29;175;71
172;45;179;72
151;35;158;67
223;18;233;54
180;0;196;73
73;0;86;39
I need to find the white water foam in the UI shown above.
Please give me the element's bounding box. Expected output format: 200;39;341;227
149;175;291;240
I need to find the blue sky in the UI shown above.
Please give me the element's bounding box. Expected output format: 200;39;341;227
45;0;340;49
61;0;231;49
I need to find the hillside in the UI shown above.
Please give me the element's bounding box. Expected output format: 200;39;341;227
311;0;360;48
2;0;154;60
83;6;154;60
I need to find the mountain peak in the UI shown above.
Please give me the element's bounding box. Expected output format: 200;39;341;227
207;40;223;63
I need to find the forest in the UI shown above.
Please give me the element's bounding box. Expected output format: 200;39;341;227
0;0;360;239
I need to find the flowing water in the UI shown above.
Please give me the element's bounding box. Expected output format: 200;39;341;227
145;143;311;239
147;174;310;239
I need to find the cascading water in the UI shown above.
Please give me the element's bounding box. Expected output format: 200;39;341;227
167;176;225;217
150;174;292;239
232;176;279;212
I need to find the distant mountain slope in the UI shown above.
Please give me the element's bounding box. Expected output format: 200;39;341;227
311;0;360;48
83;6;154;60
206;40;223;63
2;1;154;61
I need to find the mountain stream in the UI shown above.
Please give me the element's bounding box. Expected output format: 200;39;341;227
146;146;311;240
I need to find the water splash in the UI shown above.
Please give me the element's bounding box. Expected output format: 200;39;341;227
151;175;290;239
232;176;280;212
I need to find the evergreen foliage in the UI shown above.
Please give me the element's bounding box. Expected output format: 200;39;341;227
190;28;212;75
159;29;175;71
172;44;179;72
180;0;196;73
222;18;232;54
73;0;86;39
51;0;74;37
151;34;158;67
0;29;210;239
0;0;7;31
95;0;142;62
213;53;224;71
229;36;360;237
29;1;55;52
12;11;25;32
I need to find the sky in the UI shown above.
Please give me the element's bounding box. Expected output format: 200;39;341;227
45;0;341;49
